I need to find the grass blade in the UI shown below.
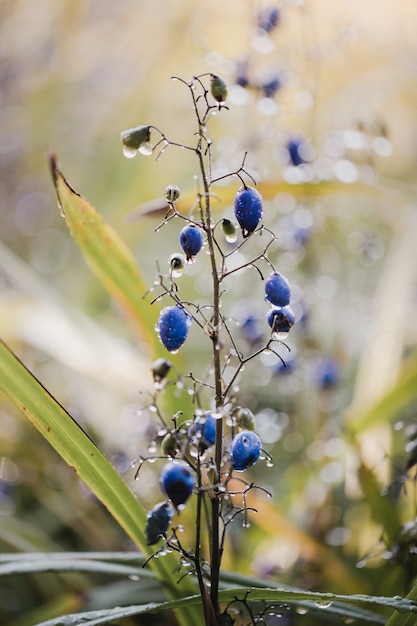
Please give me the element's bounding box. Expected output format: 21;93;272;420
0;340;201;626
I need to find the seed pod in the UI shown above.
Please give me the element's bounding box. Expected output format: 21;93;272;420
165;185;180;202
120;125;151;157
230;430;262;471
264;272;291;307
161;433;178;458
210;75;228;103
156;305;192;353
145;501;174;545
169;253;185;277
233;186;263;237
160;462;195;509
221;218;238;243
234;407;256;431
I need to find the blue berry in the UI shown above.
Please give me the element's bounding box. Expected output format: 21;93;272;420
262;76;281;99
240;314;263;346
179;224;204;262
286;138;305;167
188;413;217;450
160;462;195;509
230;430;262;471
265;272;291;307
267;306;295;335
316;357;340;390
233;186;263;238
157;305;192;353
257;7;280;33
145;501;174;545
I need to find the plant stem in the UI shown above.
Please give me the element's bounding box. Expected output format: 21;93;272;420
197;143;223;622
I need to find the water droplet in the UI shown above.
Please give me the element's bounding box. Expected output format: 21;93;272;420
129;574;140;581
170;349;179;355
123;146;138;158
295;607;309;615
263;349;272;355
315;601;333;608
266;460;274;468
171;267;183;278
139;142;153;156
272;331;289;341
149;405;157;413
242;519;251;528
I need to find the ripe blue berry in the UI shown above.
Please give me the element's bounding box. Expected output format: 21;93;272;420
179;224;204;262
265;272;291;307
145;501;174;545
267;306;295;335
233;186;263;238
157;305;192;353
286;138;305;167
160;462;195;509
230;430;262;471
188;413;217;450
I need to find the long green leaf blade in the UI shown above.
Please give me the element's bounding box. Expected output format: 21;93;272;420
49;153;157;346
0;340;200;625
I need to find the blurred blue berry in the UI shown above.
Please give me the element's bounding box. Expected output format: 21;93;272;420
240;314;264;346
267;306;295;334
262;76;281;99
316;357;340;389
157;305;192;353
233;186;263;238
145;501;174;545
235;60;250;88
230;430;262;471
286;138;306;167
257;7;280;33
265;272;291;307
160;462;195;509
188;413;217;450
179;224;204;261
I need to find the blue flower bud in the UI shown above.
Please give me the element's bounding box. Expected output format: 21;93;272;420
265;272;291;307
230;430;262;471
160;462;195;509
156;305;192;353
145;501;174;545
233;186;263;238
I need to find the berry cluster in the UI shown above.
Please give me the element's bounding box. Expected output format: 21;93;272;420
121;73;292;625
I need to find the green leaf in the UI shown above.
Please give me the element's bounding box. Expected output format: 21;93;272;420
49;153;157;347
0;340;201;626
32;585;416;626
348;349;417;435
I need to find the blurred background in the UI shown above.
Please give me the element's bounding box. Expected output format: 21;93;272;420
1;0;417;624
